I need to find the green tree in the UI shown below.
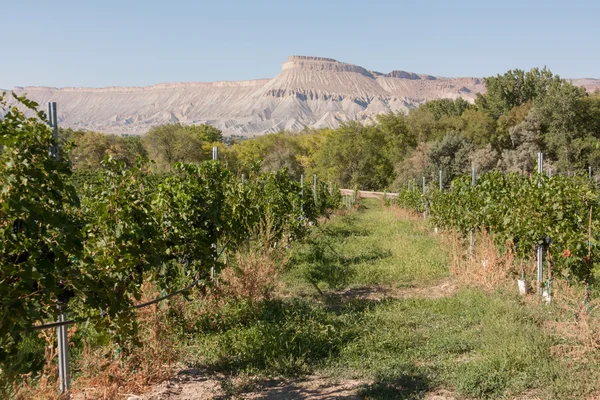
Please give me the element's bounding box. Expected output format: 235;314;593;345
459;108;496;146
420;98;472;119
536;81;588;170
311;121;394;190
376;111;416;163
184;124;224;143
426;132;475;185
476;67;561;119
70;131;147;170
143;124;207;170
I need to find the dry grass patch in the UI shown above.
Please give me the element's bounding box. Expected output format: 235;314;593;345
441;229;536;292
546;279;600;361
219;247;285;303
15;293;181;400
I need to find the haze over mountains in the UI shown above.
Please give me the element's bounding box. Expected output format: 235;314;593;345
7;56;600;136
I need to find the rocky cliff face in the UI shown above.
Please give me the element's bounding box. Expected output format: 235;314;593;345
8;56;600;136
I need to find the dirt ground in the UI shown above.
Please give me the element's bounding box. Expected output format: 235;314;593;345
138;370;458;400
331;280;457;303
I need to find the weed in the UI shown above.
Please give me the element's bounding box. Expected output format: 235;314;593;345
219;247;284;302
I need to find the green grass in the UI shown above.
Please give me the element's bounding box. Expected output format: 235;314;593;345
282;200;448;294
179;199;597;399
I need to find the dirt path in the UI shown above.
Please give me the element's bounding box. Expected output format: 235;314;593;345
139;202;457;400
331;280;457;303
140;373;367;400
140;369;459;399
139;280;459;400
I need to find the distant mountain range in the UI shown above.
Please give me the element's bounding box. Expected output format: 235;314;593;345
6;56;600;136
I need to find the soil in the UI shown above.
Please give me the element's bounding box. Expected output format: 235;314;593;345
139;371;459;399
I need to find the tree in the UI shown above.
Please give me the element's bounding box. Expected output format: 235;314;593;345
311;121;394;190
184;124;224;143
494;102;533;151
420;98;472;119
406;102;464;142
499;110;543;173
535;80;588;170
230;131;308;178
459;108;496;146
476;67;562;119
426;132;475;185
393;143;431;189
376;111;416;163
70;132;147;170
143;124;207;170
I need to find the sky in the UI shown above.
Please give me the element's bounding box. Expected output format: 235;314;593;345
1;0;599;89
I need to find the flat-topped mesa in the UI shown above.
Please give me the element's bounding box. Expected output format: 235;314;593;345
12;55;596;137
282;56;375;78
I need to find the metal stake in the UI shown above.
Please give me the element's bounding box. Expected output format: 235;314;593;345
57;312;70;394
470;167;476;257
537;152;544;296
439;170;443;191
313;175;317;207
300;174;304;213
211;146;219;281
241;173;245;185
48;103;70;395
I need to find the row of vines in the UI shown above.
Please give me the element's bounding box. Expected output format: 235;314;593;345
396;170;600;285
0;94;341;391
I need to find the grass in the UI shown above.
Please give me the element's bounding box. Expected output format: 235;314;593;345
16;198;599;399
174;199;597;399
282;200;448;295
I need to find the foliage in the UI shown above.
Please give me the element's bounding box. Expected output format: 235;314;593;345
475;67;562;119
0;93;83;388
67;130;147;170
75;157;166;345
310;121;397;190
183;124;224;143
425;132;475;186
0;94;341;395
398;170;600;283
143;123;207;170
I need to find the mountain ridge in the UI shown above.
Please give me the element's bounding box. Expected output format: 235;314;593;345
8;56;600;136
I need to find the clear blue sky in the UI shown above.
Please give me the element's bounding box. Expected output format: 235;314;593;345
1;0;598;88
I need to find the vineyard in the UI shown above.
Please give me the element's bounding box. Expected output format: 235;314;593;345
396;170;600;287
3;93;600;400
0;94;341;395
